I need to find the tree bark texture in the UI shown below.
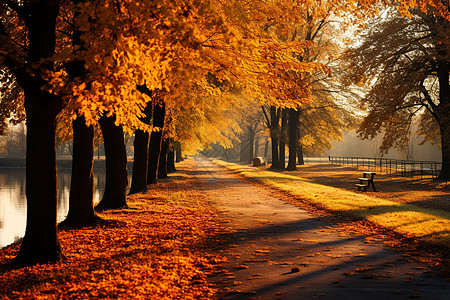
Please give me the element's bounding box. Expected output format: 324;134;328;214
95;115;128;211
286;108;299;171
60;116;99;227
158;139;169;179
129;101;152;194
147;101;165;184
16;101;62;264
436;60;450;180
297;144;304;165
270;106;280;169
60;0;100;226
438;125;450;180
239;132;248;163
254;134;259;157
167;147;176;173
279;109;287;170
247;125;255;164
174;141;182;162
15;0;63;265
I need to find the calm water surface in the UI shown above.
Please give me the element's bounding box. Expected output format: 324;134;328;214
0;167;127;249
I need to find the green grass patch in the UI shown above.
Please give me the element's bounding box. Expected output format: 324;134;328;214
213;160;450;248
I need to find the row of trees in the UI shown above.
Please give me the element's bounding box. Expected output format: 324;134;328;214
216;3;450;179
0;0;333;265
1;0;449;265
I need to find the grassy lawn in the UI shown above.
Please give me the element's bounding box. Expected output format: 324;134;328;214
213;160;450;248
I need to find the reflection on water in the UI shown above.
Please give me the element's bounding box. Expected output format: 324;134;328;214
0;167;128;249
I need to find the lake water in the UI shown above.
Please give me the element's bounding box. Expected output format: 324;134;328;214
0;167;128;249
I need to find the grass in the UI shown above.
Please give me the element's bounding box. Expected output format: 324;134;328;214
213;160;450;248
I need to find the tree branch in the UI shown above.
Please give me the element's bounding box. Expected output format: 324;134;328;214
261;105;271;128
419;82;438;119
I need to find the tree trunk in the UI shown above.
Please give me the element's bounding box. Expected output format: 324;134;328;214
286;108;299;171
147;101;165;184
437;115;450;180
60;1;99;226
264;138;269;159
297;144;304;165
174;141;182;162
436;60;450;181
167;144;176;173
129;131;149;194
15;101;62;264
95;115;128;211
14;0;63;265
129;101;152;194
158;139;169;179
270;106;280;169
279;108;287;170
248;125;255;164
239;132;248;163
60;116;99;227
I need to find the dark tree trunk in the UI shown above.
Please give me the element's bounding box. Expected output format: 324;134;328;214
14;0;63;265
248;125;255;164
60;0;100;227
174;141;182;162
95;115;128;211
286;108;299;171
297;125;305;165
147;101;165;184
167;144;176;173
270;106;280;169
239;133;248;163
130;130;149;194
439;126;450;180
279;109;287;170
264;138;269;159
158;139;169;179
297;144;304;165
129;100;152;194
436;60;450;181
60;116;99;227
16;99;62;264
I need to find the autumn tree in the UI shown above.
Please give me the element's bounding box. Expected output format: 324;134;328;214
129;86;152;195
167;140;176;173
0;0;65;264
158;138;169;179
147;92;166;184
60;0;100;226
268;106;281;169
343;7;450;180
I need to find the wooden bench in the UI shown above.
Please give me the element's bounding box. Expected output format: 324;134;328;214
355;171;376;192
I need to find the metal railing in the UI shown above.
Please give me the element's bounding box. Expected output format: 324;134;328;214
329;156;445;179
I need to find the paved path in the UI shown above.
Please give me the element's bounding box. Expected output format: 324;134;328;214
187;157;449;300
